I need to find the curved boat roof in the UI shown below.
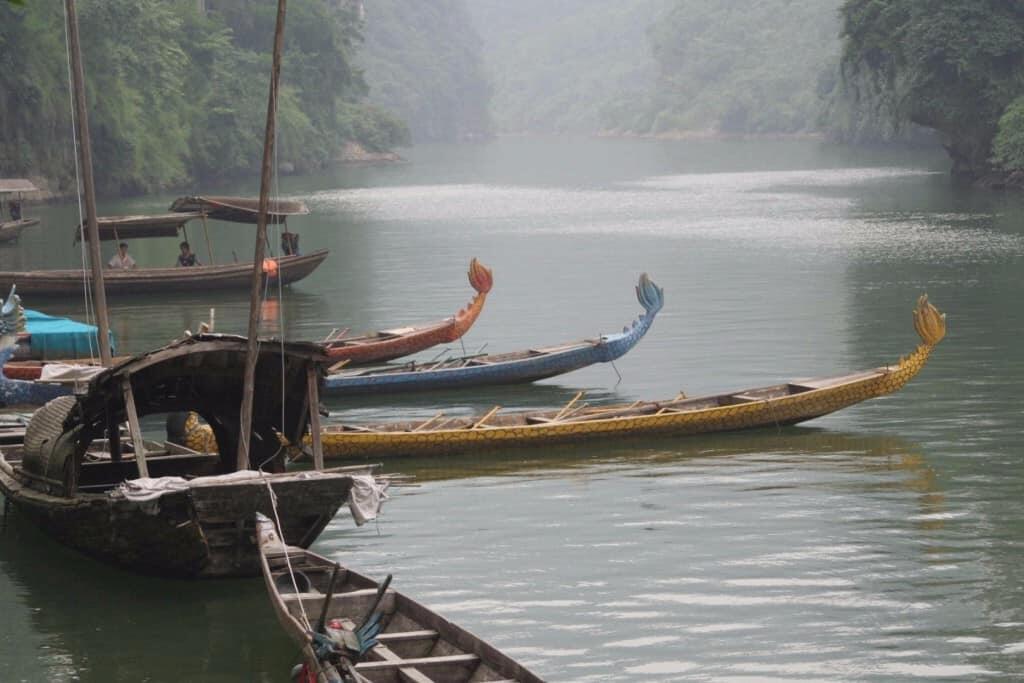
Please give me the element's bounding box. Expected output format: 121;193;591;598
169;196;309;224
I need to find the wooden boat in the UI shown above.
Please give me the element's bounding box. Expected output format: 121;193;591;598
313;296;946;459
0;249;327;296
256;514;544;683
168;195;309;223
0;218;39;244
0;196;325;296
322;258;493;364
0;333;385;577
0;179;40;244
322;273;663;396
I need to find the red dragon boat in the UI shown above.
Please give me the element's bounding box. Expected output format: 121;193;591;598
322;258;493;365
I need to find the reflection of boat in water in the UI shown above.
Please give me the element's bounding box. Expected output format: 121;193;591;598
0;197;326;296
0;513;296;681
0;334;384;578
322;273;662;396
313;296;945;460
322;258;493;365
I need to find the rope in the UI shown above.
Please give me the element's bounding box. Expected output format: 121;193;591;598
264;479;313;631
61;2;97;364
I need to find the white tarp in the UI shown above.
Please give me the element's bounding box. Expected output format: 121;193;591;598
38;363;106;383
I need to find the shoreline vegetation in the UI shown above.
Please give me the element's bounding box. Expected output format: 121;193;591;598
4;1;1024;197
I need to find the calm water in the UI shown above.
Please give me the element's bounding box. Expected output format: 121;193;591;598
3;138;1024;681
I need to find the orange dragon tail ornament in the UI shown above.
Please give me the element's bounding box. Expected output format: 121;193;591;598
447;258;493;341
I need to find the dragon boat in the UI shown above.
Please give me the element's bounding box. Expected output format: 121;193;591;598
311;296;946;459
257;514;544;683
322;258;493;365
321;273;663;396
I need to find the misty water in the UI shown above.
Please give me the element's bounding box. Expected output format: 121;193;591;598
3;137;1024;681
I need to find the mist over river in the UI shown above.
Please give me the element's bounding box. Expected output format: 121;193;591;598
3;137;1024;681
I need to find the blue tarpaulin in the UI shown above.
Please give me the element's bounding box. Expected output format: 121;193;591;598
19;309;116;360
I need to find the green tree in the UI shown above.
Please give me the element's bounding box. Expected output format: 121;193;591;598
993;97;1024;171
839;0;1024;179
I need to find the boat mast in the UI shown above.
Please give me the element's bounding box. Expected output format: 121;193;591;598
237;0;287;471
64;0;112;366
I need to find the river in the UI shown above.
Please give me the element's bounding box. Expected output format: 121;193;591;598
2;137;1023;681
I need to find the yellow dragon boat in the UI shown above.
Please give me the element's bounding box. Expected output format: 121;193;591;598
178;296;945;460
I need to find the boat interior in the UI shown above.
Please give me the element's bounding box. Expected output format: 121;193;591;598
334;340;598;378
264;544;529;682
329;368;888;433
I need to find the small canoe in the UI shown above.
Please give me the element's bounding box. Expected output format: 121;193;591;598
256;514;544;683
0;218;39;244
0;249;328;296
323;258;493;365
322;273;663;396
314;296;946;460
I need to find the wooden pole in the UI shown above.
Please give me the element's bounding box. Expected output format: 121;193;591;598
65;0;112;367
122;378;150;478
306;364;324;471
200;212;215;265
237;0;287;471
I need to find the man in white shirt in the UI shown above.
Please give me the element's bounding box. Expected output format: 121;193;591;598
108;242;137;269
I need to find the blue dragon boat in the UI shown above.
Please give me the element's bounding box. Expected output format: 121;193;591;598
322;273;663;396
0;289;80;409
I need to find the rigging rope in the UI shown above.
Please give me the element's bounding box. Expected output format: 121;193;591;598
264;479;313;632
61;2;98;364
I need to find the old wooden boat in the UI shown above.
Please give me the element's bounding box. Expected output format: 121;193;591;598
312;296;946;459
322;273;663;396
0;334;385;577
0;197;326;296
0;218;39;243
322;258;493;364
0;179;39;244
168;195;309;223
0;249;327;296
256;514;544;683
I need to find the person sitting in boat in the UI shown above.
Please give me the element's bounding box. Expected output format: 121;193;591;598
107;242;136;269
8;200;21;221
176;241;200;267
281;231;300;256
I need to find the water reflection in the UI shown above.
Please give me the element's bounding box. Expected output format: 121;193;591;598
0;514;297;683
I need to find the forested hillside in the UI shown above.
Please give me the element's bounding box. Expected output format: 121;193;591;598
467;0;671;134
360;0;491;142
0;0;407;196
838;0;1024;182
620;0;841;135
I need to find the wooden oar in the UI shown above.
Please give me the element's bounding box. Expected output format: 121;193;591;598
328;358;351;374
411;412;444;432
471;406;501;429
553;391;585;421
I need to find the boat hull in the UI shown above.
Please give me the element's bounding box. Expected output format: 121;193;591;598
323;343;613;395
319;364;929;460
0;249;328;296
0;218;39;243
0;460;355;578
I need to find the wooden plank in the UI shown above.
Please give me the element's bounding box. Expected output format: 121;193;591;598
376;630;439;644
307;365;324;471
121;378;149;478
471;406;501;429
553;391;584;421
355;654;479;671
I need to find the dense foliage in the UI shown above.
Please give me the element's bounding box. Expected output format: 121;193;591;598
467;0;669;134
993;97;1024;171
839;0;1024;178
625;0;842;135
0;0;407;196
360;0;491;142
